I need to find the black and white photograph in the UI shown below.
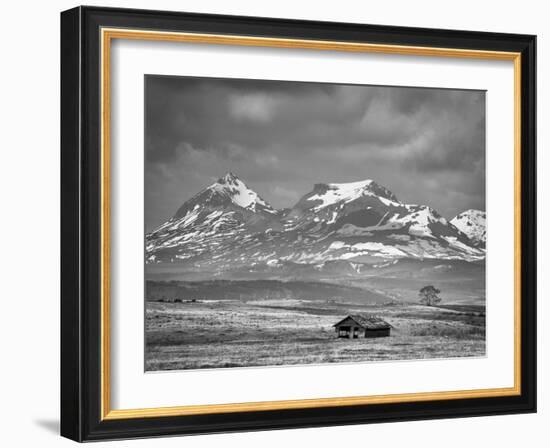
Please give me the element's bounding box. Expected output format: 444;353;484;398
144;76;487;371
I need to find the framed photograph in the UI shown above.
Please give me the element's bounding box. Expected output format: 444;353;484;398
60;6;536;441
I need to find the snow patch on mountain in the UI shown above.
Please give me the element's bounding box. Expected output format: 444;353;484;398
210;172;277;213
306;179;398;211
403;206;448;238
451;209;486;246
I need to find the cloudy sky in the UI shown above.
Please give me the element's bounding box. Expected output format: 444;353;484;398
145;75;485;232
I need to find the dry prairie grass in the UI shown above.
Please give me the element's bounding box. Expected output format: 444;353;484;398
145;299;485;371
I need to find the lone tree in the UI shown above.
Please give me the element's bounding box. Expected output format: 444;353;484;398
418;285;442;306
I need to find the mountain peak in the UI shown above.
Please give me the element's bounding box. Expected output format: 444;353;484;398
217;172;240;185
305;178;399;211
172;173;278;220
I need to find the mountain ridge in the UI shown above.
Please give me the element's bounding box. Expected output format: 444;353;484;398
146;173;486;272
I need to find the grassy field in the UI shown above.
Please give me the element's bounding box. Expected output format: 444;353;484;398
145;297;485;371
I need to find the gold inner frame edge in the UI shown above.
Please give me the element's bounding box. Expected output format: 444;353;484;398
100;27;522;421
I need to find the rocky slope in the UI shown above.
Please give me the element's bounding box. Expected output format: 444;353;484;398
450;209;486;248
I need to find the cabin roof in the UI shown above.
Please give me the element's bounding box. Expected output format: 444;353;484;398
333;314;392;330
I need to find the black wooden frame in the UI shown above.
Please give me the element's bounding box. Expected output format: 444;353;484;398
61;6;536;442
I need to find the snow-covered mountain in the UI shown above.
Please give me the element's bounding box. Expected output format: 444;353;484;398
171;172;278;220
146;173;281;264
146;173;486;273
451;209;486;247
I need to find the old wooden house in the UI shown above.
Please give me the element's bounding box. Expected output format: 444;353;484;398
333;314;392;339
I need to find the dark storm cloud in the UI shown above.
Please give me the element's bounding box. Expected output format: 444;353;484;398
145;75;485;231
